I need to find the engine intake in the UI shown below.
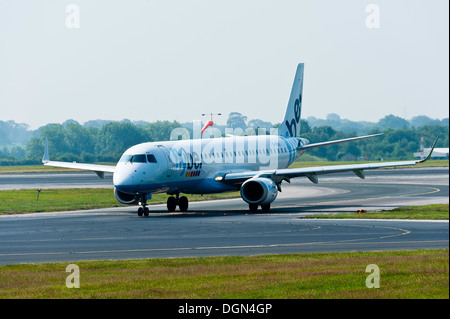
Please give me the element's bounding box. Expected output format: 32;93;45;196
240;177;278;205
114;188;139;205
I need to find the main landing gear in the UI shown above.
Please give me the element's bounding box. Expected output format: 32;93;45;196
248;203;271;212
167;193;189;212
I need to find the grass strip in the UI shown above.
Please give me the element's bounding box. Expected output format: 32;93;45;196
308;204;449;220
0;188;240;215
0;188;447;219
0;249;447;299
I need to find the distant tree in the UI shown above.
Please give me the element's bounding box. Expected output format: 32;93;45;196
300;120;311;134
65;122;96;155
247;119;273;131
378;115;410;129
25;137;44;161
409;115;441;128
0;127;9;145
146;121;182;142
418;125;449;148
326;113;341;122
0;120;32;145
96;122;149;161
84;120;113;129
39;124;70;156
227;112;248;130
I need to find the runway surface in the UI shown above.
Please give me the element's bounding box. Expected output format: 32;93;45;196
0;167;448;265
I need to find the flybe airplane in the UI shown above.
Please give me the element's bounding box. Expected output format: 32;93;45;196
42;63;437;216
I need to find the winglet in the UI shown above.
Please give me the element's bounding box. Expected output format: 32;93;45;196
42;137;49;163
418;136;439;163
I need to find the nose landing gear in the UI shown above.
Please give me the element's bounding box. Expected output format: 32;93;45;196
137;194;149;217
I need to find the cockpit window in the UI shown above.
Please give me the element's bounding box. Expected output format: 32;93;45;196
131;154;147;163
119;154;132;162
147;154;157;163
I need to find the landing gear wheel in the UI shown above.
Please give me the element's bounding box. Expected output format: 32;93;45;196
179;196;189;212
261;204;271;212
249;203;258;212
167;196;177;212
137;194;149;217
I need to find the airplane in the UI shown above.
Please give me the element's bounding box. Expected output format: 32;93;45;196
42;63;438;217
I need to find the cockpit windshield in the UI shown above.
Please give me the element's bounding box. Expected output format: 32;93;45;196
119;153;157;163
147;154;157;163
119;154;132;162
131;154;147;163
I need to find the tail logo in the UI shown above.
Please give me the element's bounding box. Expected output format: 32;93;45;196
285;93;302;137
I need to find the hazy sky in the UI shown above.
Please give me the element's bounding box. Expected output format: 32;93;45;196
1;0;448;129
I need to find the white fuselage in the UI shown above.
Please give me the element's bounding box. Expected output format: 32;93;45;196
113;135;306;196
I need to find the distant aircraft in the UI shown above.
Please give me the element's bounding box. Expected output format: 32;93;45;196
42;63;438;216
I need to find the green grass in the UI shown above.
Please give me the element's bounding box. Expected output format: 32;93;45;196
0;249;447;298
0;188;447;219
308;204;449;220
0;188;240;215
0;188;122;214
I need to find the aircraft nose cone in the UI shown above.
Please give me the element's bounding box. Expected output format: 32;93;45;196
113;171;131;190
113;166;139;193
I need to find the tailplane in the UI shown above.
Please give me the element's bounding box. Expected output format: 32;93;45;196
277;63;304;138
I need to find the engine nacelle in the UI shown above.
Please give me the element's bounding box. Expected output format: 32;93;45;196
240;177;278;205
114;188;139;205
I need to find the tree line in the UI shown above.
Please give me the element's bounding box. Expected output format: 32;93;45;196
0;121;182;165
298;120;448;161
0;117;448;165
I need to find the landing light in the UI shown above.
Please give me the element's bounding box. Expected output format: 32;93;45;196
215;176;223;181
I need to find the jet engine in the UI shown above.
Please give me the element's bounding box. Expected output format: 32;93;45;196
240;177;278;205
114;188;139;205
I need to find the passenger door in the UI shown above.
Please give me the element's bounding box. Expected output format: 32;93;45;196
156;145;175;178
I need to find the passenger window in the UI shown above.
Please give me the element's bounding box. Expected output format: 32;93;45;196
131;154;147;163
147;154;157;163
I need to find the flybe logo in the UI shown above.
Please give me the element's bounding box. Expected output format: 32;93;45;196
285;93;302;137
173;152;203;177
185;170;201;178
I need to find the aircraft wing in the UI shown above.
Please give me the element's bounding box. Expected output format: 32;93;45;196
42;138;115;178
298;133;384;150
221;137;439;185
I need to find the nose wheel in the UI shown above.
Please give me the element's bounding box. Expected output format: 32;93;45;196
137;194;149;217
138;206;149;217
167;194;189;212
